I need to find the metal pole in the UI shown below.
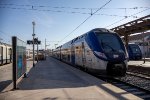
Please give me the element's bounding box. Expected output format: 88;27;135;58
12;36;17;89
143;35;146;64
45;38;46;60
37;38;38;62
32;21;35;67
45;38;46;51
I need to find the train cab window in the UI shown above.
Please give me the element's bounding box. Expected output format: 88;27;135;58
129;44;141;53
96;33;122;52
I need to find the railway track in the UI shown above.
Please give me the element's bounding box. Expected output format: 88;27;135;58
96;73;150;100
74;65;150;99
128;65;150;77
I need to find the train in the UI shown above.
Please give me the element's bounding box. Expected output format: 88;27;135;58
128;43;142;60
53;28;128;76
0;42;12;65
35;49;46;60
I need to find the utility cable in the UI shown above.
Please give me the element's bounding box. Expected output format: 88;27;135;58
0;3;149;10
0;30;12;43
105;8;150;28
0;6;138;18
55;0;112;47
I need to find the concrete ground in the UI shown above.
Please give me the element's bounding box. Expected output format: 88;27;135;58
0;57;142;100
0;61;36;92
128;60;150;68
0;63;12;92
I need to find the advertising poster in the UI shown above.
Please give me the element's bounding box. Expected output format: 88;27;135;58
16;38;26;79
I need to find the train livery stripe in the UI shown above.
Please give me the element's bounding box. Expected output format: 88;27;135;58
93;51;108;61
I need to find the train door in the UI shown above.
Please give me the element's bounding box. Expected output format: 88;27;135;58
7;48;11;63
9;48;12;62
82;42;86;67
6;46;8;63
71;44;75;65
3;46;6;64
0;46;2;65
85;46;93;69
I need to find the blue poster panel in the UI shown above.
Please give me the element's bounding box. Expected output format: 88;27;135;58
16;38;26;79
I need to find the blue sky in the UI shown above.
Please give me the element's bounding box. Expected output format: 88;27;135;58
0;0;150;49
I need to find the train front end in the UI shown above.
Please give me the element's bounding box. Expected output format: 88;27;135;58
86;28;128;76
97;29;128;76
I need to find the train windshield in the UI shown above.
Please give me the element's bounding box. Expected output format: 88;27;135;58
96;33;123;52
129;44;141;53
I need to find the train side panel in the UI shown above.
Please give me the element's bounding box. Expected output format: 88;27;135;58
6;46;12;63
53;28;128;76
2;45;7;64
79;41;107;72
0;43;12;65
0;45;2;65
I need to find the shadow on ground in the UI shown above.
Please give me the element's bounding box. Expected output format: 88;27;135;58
0;80;12;92
16;57;133;100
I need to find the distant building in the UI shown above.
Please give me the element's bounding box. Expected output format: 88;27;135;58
129;32;150;57
26;49;33;59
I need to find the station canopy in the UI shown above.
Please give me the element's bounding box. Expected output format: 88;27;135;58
111;15;150;36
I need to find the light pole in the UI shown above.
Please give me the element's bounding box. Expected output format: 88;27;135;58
32;21;35;67
37;38;39;62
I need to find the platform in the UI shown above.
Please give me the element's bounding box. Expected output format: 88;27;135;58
128;60;150;68
0;57;142;100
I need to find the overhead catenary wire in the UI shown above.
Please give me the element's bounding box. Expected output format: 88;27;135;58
55;0;112;47
1;2;148;48
0;3;149;10
105;8;150;28
0;30;12;43
0;3;147;18
0;30;12;37
0;6;138;18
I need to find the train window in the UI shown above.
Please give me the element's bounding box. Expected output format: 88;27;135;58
0;47;3;56
8;48;12;55
71;40;74;44
96;33;122;52
0;47;1;56
76;46;79;49
74;37;78;41
87;50;90;55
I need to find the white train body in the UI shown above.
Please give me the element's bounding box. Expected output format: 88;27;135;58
53;28;128;76
0;42;12;65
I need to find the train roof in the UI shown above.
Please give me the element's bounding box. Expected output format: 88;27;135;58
90;28;114;33
56;28;116;49
0;42;11;47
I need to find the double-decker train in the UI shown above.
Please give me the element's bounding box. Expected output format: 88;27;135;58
0;42;12;65
53;28;128;76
